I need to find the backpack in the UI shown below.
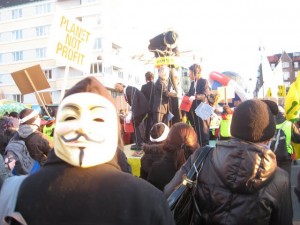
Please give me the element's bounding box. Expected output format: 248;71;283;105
4;133;35;175
270;121;290;161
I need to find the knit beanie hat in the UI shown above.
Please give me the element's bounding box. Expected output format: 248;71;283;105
230;99;278;143
19;108;39;125
150;122;169;143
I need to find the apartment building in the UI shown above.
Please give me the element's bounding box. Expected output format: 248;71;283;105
254;51;300;97
0;0;147;108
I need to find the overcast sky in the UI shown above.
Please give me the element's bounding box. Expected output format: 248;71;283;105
111;0;300;86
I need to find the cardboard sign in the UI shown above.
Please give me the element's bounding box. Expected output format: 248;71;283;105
217;86;235;102
11;65;50;95
266;88;272;97
48;11;94;73
277;85;286;97
210;114;221;129
167;112;174;121
35;92;53;105
195;102;213;120
179;95;193;112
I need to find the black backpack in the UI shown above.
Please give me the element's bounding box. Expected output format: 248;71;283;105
4;133;35;175
270;121;290;161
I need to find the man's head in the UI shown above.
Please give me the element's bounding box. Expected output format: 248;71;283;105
19;109;40;127
145;71;154;82
54;76;119;168
158;66;169;80
114;83;125;93
150;122;170;143
189;64;201;80
230;99;278;143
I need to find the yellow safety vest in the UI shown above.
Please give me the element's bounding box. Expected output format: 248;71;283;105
220;115;232;138
43;124;55;140
277;120;293;154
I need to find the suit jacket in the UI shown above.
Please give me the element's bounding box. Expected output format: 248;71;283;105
125;86;149;119
141;81;154;110
152;78;169;114
187;78;210;111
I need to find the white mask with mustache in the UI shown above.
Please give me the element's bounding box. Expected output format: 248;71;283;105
54;93;118;168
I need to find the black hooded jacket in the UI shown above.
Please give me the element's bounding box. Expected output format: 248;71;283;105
165;139;293;225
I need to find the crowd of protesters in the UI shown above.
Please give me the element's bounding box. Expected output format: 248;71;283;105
0;64;299;224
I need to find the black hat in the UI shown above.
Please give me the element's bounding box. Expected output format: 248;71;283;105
164;31;177;46
230;99;278;143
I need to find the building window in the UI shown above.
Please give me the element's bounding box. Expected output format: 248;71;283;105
90;63;102;74
296;71;299;78
294;62;299;68
36;48;46;58
13;94;23;103
35;3;51;15
13;51;23;61
270;63;276;70
283;72;290;80
94;38;102;49
44;69;52;79
118;71;123;79
282;62;289;68
293;52;300;57
12;30;23;40
12;8;22;19
104;66;112;75
36;26;49;36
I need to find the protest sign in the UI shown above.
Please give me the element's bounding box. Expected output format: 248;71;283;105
48;11;94;73
195;102;213;120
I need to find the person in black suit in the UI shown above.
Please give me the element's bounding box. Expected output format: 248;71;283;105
141;71;155;143
114;83;149;150
152;66;177;125
186;64;211;146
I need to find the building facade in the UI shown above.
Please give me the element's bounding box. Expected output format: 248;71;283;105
254;51;300;98
0;0;148;109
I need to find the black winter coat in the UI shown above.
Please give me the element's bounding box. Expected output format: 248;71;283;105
147;152;177;191
140;143;164;179
15;151;175;225
141;81;155;110
165;139;293;225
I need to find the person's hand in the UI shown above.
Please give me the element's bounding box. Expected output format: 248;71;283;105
189;96;195;102
125;112;132;123
196;94;206;101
